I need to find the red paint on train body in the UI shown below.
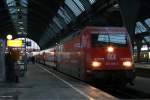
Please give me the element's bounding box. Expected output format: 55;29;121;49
55;26;135;84
38;26;135;85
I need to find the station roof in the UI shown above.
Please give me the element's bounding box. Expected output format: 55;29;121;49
0;0;150;49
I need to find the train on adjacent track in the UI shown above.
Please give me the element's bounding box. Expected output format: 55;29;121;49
36;26;135;86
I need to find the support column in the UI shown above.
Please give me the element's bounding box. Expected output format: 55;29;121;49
118;0;140;39
0;39;5;82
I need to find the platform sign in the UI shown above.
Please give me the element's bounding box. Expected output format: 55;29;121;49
0;39;5;82
7;40;23;47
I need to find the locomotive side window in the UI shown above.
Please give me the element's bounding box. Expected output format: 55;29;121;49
91;33;128;47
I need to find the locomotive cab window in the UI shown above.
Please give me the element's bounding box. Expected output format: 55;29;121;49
91;33;128;47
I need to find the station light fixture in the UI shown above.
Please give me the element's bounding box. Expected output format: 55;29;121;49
7;34;13;40
17;8;21;12
18;21;23;24
20;27;24;30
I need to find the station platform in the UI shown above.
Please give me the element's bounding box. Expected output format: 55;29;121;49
0;64;116;100
135;62;150;69
135;63;150;78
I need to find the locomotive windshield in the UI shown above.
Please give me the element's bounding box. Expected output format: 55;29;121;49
91;33;128;47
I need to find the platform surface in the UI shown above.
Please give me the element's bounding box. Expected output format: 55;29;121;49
0;64;116;100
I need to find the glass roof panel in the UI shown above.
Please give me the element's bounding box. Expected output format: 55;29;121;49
88;0;96;4
6;0;16;14
20;0;28;4
58;8;71;24
52;22;61;32
6;0;27;32
48;29;55;36
49;24;59;33
6;0;18;31
56;14;67;28
63;4;76;19
78;0;91;10
145;18;150;27
20;0;28;7
135;22;147;34
144;36;150;42
53;17;63;29
6;0;16;6
65;0;82;16
9;8;17;14
73;0;85;11
135;26;142;34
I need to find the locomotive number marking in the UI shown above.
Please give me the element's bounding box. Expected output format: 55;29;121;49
107;53;116;61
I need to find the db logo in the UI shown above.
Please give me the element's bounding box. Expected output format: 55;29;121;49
107;53;116;60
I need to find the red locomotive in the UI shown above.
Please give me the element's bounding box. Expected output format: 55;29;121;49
38;26;135;86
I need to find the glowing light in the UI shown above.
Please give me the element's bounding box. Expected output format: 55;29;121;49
123;61;132;67
7;34;13;40
7;40;22;47
92;61;101;68
107;46;114;52
18;21;23;24
20;27;24;30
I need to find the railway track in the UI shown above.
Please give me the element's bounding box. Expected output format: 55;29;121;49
92;83;150;99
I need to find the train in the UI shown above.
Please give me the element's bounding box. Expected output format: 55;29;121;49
36;26;135;86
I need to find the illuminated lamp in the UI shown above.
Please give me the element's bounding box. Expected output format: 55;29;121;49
92;61;101;68
7;34;13;40
107;46;114;53
7;40;22;47
123;61;132;67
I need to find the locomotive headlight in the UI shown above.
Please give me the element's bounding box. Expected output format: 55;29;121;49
123;61;132;67
107;46;114;53
92;61;101;68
